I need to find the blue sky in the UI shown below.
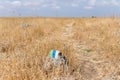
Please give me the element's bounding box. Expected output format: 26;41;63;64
0;0;120;17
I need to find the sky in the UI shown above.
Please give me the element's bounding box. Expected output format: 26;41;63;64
0;0;120;17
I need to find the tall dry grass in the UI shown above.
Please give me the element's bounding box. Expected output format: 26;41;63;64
0;17;119;80
0;17;75;80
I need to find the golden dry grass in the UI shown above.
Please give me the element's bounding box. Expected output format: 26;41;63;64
0;17;119;80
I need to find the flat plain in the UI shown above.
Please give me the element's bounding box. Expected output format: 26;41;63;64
0;17;120;80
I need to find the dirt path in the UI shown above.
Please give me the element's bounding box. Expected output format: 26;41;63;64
61;24;97;61
60;24;120;80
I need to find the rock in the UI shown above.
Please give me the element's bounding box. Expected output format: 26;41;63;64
43;50;68;72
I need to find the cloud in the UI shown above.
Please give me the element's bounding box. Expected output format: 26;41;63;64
84;0;120;10
52;5;60;10
49;1;61;10
22;0;61;10
70;0;82;7
51;3;61;10
84;6;93;10
42;4;48;7
97;0;120;6
0;0;120;16
71;3;79;7
84;0;96;10
88;0;96;6
0;5;4;10
11;1;22;7
0;0;120;9
23;2;40;7
0;0;22;10
0;2;4;9
110;0;119;6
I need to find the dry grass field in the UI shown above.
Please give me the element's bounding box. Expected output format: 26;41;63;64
0;17;120;80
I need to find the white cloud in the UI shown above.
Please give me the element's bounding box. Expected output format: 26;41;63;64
11;1;22;7
0;0;120;14
70;0;82;7
0;2;4;9
0;5;4;9
88;0;96;6
0;0;22;9
84;0;96;10
22;0;61;10
111;0;119;6
84;6;93;10
96;0;120;6
53;5;60;10
23;2;40;7
51;3;61;10
42;4;48;7
84;0;120;10
71;3;79;7
99;0;110;5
